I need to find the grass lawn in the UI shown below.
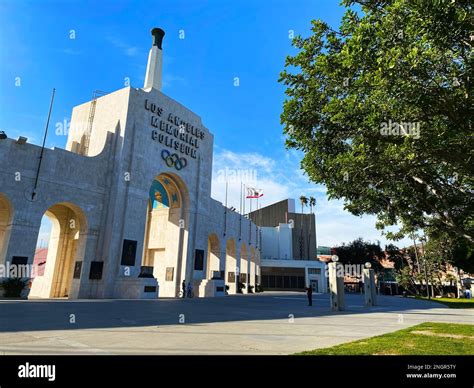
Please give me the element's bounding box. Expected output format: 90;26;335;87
414;296;474;309
298;322;474;355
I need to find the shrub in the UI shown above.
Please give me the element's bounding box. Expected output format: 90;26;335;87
0;278;29;298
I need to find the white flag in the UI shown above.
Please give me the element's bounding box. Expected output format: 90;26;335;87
246;187;263;198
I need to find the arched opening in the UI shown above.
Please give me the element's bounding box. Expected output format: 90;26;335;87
249;246;256;291
207;233;221;280
255;250;261;287
30;202;88;298
0;194;13;265
239;243;248;293
142;173;189;297
225;239;236;294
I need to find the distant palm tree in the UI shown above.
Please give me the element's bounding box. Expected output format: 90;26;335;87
308;196;316;259
299;195;308;259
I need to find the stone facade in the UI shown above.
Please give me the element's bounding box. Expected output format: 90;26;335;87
0;31;261;299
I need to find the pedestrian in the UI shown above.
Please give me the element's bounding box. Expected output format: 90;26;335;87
305;284;313;306
182;280;186;298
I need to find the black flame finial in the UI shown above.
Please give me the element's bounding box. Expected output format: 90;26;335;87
151;28;165;49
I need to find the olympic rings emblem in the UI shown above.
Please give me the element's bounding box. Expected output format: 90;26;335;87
161;149;188;171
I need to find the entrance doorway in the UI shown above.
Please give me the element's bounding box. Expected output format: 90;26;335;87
142;173;189;297
0;193;13;264
30;202;88;298
310;279;319;293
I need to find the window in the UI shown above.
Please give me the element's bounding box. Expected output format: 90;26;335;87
121;239;137;266
276;276;283;288
268;275;276;288
194;249;204;271
297;276;305;289
308;268;321;275
290;276;298;289
89;261;104;280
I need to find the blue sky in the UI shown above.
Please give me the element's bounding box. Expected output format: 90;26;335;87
0;0;412;249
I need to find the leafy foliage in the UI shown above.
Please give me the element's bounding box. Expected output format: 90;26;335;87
334;238;385;272
0;278;29;298
279;0;473;243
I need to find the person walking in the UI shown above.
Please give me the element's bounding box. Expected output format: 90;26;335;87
306;284;313;306
181;280;186;298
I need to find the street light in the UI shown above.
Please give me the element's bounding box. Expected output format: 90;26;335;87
365;262;372;269
331;255;339;262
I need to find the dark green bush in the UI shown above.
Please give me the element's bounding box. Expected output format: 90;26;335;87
1;278;29;297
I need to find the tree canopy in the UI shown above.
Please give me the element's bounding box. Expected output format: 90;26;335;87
334;238;385;272
279;0;473;244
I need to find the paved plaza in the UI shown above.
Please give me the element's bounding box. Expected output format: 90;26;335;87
0;292;472;355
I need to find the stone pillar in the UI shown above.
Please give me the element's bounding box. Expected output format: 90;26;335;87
3;218;41;267
363;268;377;306
219;240;226;278
234;245;241;294
144;28;165;90
70;229;99;299
328;262;345;311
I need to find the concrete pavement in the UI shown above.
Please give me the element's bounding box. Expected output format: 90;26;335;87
0;292;472;355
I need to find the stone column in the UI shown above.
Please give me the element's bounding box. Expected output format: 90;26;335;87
328;262;345;311
70;229;100;299
234;244;241;294
363;268;377;306
3;217;42;267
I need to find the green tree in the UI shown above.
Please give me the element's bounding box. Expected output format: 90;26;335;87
386;244;423;295
334;238;385;272
279;0;473;244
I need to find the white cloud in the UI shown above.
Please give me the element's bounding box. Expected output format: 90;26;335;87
61;48;82;56
211;147;413;249
162;74;187;89
106;36;139;57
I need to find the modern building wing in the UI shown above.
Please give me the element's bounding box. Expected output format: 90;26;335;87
249;200;327;293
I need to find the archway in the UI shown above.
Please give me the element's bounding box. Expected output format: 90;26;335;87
239;243;248;293
142;173;189;297
225;239;236;294
0;193;13;265
30;202;88;298
207;233;221;280
249;246;256;292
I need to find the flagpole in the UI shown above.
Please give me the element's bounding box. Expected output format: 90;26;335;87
256;196;259;248
249;196;252;243
32;88;56;200
243;184;246;216
223;180;228;236
239;182;242;240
